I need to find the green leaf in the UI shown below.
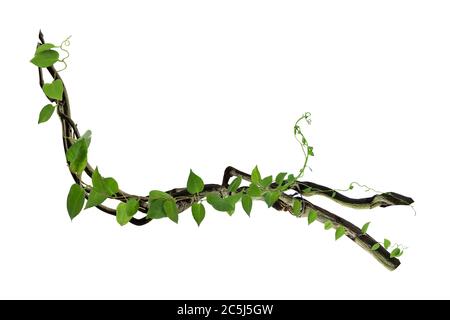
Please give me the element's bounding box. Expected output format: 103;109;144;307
91;166;103;188
287;174;296;184
384;239;391;249
187;169;204;194
80;130;92;148
36;43;56;54
126;198;140;216
163;199;178;223
275;172;287;186
324;220;333;230
371;243;381;251
67;184;85;220
228;176;242;193
303;187;313;194
223;194;242;215
260;175;273;188
38;104;56;124
103;177;119;195
292;199;302;217
147;199;166;219
251;166;261;185
85;168;119;208
91;168;118;195
206;194;234;212
263;191;280;207
241;194;252;216
307;146;314;156
247;183;262;197
226;193;242;205
116;198;140;226
191;203;206;226
67;139;88;176
308;210;317;225
30;49;59;67
43;79;64;100
85;189;108;209
66;132;90;164
149;190;172;201
390;248;401;258
116;203;129;226
335;226;346;240
361;222;370;235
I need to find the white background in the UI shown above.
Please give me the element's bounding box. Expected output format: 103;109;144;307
0;0;449;299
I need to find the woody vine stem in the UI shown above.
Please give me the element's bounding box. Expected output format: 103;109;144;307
33;32;414;271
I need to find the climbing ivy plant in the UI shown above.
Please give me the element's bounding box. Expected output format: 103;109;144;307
32;32;413;270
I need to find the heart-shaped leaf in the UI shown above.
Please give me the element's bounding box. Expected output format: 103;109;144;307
308;210;318;225
241;194;252;216
361;222;370;235
38;104;56;124
187;169;204;194
36;43;56;54
43;79;64;100
67;184;85;220
163;199;178;223
192;203;206;226
31;49;59;67
228;176;242;193
292;199;302;216
335;226;346;240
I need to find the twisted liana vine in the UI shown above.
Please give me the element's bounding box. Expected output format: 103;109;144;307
32;32;414;271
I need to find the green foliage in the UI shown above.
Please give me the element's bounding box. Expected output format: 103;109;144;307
163;199;178;223
206;194;234;214
384;239;391;249
292;199;301;217
67;184;85;220
66;138;88;176
251;166;261;185
147;199;166;219
43;79;64;100
303;187;312;194
228;176;242;193
260;175;273;188
116;198;139;226
308;210;317;225
30;45;59;67
324;220;333;230
371;243;381;251
227;193;242;205
287;174;296;184
38;104;56;124
275;172;287;186
147;191;177;221
307;146;314;156
187;169;204;194
85;167;119;208
36;43;57;54
335;226;346;240
390;248;403;258
192;203;206;226
263;191;280;207
149;190;172;201
361;222;370;235
66;131;92;174
241;194;252;216
247;183;262;197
